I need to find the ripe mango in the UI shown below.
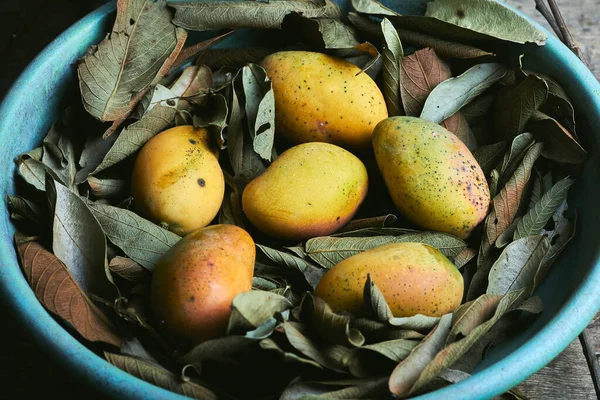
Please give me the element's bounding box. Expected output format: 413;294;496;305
261;51;388;150
314;243;463;317
373;117;490;239
131;125;224;236
150;224;255;345
242;142;368;241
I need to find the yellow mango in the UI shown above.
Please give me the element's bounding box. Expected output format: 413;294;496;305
151;224;255;345
261;51;388;150
131;125;224;236
373;117;490;239
242;142;368;241
314;243;463;317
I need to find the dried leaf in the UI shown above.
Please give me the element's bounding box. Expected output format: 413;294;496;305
420;63;507;124
78;0;186;121
347;13;494;60
339;215;397;232
492;75;548;141
454;247;477;269
347;339;418;377
425;0;546;45
388;313;452;397
363;275;393;321
305;233;466;269
171;0;340;30
442;112;477;150
172;30;236;67
257;244;326;290
351;0;398;16
487;235;550;296
105;352;217;399
48;179;117;300
88;176;129;199
86;202;180;271
283;322;346;371
473;142;506;175
527;111;586;164
448;294;503;343
300;294;365;347
192;93;229;150
537;202;576;281
351;319;425;341
399;48;451;117
91;103;178;176
380;18;403;116
242;64;275;161
514;177;574;240
388;315;442;331
227;82;267;183
280;377;388;400
462;92;496;126
497;132;535;185
486;143;543;245
282;14;360;49
332;227;419;237
196;48;274;70
109;256;149;283
16;234;121;347
534;72;576;133
7;195;45;225
408;289;527;394
259;337;322;368
228;290;292;332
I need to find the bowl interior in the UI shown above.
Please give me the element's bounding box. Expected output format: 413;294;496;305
1;1;599;399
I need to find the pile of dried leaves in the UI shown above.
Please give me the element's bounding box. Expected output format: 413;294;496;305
9;0;585;398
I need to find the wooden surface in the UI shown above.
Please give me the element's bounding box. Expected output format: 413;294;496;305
0;0;599;399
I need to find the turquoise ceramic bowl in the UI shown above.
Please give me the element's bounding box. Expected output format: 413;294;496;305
1;1;599;399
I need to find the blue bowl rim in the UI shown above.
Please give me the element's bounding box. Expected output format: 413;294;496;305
0;1;599;399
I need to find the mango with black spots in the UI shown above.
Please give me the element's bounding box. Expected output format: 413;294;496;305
261;51;388;150
150;224;255;345
131;125;224;236
242;142;368;241
373;117;490;239
314;242;463;317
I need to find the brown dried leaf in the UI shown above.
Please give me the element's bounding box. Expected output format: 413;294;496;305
486;143;543;245
109;256;149;283
399;48;451;117
15;234;121;347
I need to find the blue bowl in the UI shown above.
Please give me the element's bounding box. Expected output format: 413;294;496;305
1;1;599;399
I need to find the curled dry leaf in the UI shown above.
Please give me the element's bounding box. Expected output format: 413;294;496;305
347;339;418;378
447;294;503;344
282;13;360;50
300;293;366;347
388;313;452;397
105;352;217;399
171;0;341;30
527;111;586;164
492;75;549;141
196;48;274;70
15;234;121;347
109;256;149;283
380;18;404;116
78;0;186;122
257;244;326;290
228;290;292;332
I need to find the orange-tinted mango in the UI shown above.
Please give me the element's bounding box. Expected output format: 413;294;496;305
314;242;463;317
150;224;255;345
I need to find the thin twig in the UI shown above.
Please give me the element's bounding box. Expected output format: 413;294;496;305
541;0;589;66
579;329;600;398
533;0;564;41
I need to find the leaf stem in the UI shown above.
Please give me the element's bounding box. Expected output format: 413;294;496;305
533;0;564;41
534;0;588;66
579;328;600;398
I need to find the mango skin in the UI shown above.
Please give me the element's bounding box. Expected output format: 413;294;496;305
314;243;463;317
261;51;388;150
150;224;255;345
131;125;224;236
373;117;490;239
242;142;368;241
